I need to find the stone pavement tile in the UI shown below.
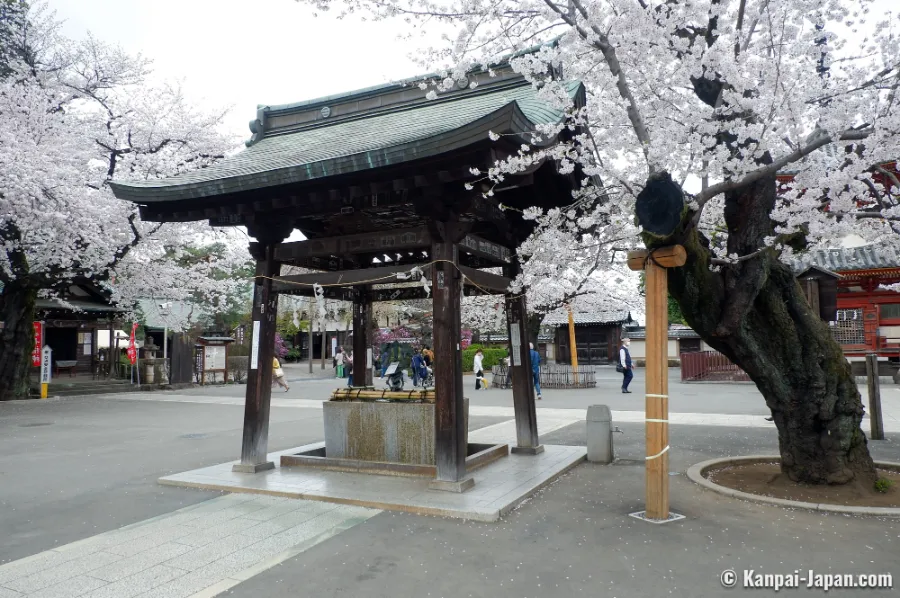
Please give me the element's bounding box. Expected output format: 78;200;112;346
80;565;187;598
239;502;307;523
0;587;21;598
0;552;69;585
106;527;195;557
3;552;122;594
239;504;338;539
172;518;260;548
162;534;259;572
24;575;106;598
130;570;222;598
89;543;191;583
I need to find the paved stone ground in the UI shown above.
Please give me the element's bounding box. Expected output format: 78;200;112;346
226;423;900;598
2;379;899;598
0;397;507;564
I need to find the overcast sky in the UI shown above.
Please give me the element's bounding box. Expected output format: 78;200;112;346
51;0;897;141
50;0;425;140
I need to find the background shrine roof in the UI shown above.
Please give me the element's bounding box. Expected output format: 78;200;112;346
110;75;584;204
542;309;632;327
791;244;900;273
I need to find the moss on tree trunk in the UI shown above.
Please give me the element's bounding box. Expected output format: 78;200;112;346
643;172;876;485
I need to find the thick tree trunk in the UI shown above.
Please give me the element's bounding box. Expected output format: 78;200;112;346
646;172;876;485
0;281;37;401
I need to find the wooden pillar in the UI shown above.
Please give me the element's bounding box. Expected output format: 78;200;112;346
234;243;280;473
307;324;314;374
865;353;885;440
429;237;473;491
644;258;669;519
506;291;543;454
567;305;578;378
320;319;326;370
504;261;542;454
352;287;371;387
628;245;686;521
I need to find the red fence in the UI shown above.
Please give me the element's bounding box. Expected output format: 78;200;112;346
680;351;751;382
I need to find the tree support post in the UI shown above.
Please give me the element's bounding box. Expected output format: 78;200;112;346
567;304;578;381
627;246;686;522
865;353;884;441
504;263;542;455
352;287;371;387
234;241;282;473
429;231;473;492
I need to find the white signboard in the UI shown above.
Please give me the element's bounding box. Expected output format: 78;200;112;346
366;348;373;369
40;346;52;384
331;336;337;358
509;322;522;366
204;346;225;371
250;320;261;370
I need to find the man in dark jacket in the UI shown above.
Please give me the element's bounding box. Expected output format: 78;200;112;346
619;337;634;393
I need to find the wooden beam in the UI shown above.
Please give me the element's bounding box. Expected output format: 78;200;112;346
627;246;687;271
274;227;431;262
272;263;430;291
458;266;512;293
457;234;513;264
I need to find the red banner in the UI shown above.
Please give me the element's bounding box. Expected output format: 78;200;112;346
126;323;138;365
32;322;43;367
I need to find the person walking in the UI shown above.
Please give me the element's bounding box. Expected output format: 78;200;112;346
380;347;389;378
345;351;354;387
619;337;634;393
272;356;289;392
411;348;425;387
529;342;542;400
473;349;486;390
334;347;344;379
422;345;434;367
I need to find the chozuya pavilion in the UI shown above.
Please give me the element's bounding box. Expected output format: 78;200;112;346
110;56;587;500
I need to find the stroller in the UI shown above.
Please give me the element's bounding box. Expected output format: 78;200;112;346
420;365;434;389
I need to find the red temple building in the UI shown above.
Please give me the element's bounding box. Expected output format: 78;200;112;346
794;245;900;362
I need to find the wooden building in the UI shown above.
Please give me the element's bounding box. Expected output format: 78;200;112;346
1;280;126;376
542;309;633;365
793;244;900;360
111;59;584;488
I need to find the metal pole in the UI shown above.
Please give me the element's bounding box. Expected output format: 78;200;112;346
865;353;885;440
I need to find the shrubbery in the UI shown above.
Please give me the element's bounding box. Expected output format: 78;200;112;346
228;356;249;384
462;348;507;372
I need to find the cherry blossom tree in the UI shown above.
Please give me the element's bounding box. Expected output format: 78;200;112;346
297;0;900;485
0;5;242;400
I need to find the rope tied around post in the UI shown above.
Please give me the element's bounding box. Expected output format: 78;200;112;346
645;445;670;461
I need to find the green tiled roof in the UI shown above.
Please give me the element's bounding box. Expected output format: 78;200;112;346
110;79;584;203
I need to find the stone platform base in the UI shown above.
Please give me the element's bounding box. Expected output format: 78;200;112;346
232;461;274;473
159;443;586;522
323;399;468;465
429;477;475;493
280;442;508;478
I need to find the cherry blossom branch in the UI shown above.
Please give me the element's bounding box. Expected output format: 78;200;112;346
543;0;655;171
693;128;872;210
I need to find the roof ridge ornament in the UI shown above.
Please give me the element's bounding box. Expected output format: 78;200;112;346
246;107;268;147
